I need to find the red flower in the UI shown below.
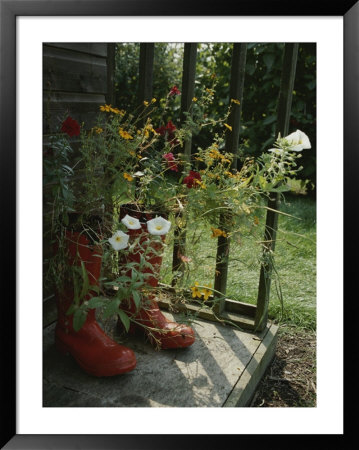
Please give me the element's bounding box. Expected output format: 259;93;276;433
155;120;177;142
183;170;201;188
169;85;181;96
61;116;81;137
163;152;179;172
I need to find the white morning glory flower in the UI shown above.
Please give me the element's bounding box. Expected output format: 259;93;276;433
283;129;311;151
121;214;142;230
109;230;129;251
146;216;171;236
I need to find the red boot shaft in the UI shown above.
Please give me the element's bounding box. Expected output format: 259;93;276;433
55;231;136;376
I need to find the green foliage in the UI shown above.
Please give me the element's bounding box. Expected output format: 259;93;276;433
45;43;316;333
160;195;316;330
115;43;184;123
114;43;316;190
194;42;316;188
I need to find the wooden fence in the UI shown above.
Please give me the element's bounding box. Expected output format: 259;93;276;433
130;42;299;332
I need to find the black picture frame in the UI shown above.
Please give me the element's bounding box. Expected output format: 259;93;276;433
1;0;355;448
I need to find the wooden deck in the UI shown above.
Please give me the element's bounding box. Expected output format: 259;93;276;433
43;305;278;408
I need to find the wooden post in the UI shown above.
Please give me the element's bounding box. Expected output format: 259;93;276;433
138;43;154;104
180;43;198;160
213;43;247;314
106;43;116;106
172;43;197;284
254;43;299;331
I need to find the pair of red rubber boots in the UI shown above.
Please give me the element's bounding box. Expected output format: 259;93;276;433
55;230;195;377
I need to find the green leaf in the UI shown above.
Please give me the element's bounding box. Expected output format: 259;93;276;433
262;115;277;126
73;308;87;332
263;53;275;71
118;310;130;333
132;290;141;309
102;298;121;319
86;296;105;309
115;275;132;283
66;304;76;316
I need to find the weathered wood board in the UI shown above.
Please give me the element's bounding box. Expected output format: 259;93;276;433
43;310;278;407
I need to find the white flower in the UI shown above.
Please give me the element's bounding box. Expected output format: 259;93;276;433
109;230;129;251
146;216;171;236
283;129;311;151
121;214;142;230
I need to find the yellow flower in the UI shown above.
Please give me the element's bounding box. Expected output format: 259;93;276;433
201;285;212;301
224;123;232;131
211;227;227;238
123;172;134;182
143;101;149;107
197;181;206;189
93;126;103;134
206;88;214;96
110;106;121;114
191;282;202;299
151;98;157;103
99;104;125;115
231;98;241;105
119;128;133;140
192;97;198;102
99;104;112;112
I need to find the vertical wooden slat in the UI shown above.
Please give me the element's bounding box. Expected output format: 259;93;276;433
213;43;247;313
138;43;154;104
106;43;116;105
254;43;299;331
172;43;197;284
180;43;198;160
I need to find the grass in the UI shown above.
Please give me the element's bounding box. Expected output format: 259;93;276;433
160;194;316;331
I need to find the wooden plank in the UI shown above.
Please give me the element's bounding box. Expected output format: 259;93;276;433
106;43;116;105
158;282;257;317
226;43;247;169
138;43;154;104
43;91;106;132
45;43;108;58
214;43;247;312
180;43;198;160
156;297;256;331
254;43;299;331
172;44;197;282
223;322;279;407
224;298;256;317
43;45;107;94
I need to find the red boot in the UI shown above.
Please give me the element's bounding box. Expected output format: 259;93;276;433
55;231;137;376
118;207;195;350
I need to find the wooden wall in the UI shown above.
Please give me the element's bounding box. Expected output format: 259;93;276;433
43;43;113;310
43;43;111;134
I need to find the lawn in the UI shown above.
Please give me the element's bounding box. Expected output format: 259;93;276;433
160;194;316;331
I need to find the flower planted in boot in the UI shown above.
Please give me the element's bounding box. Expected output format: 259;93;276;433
55;231;136;376
117;206;195;350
